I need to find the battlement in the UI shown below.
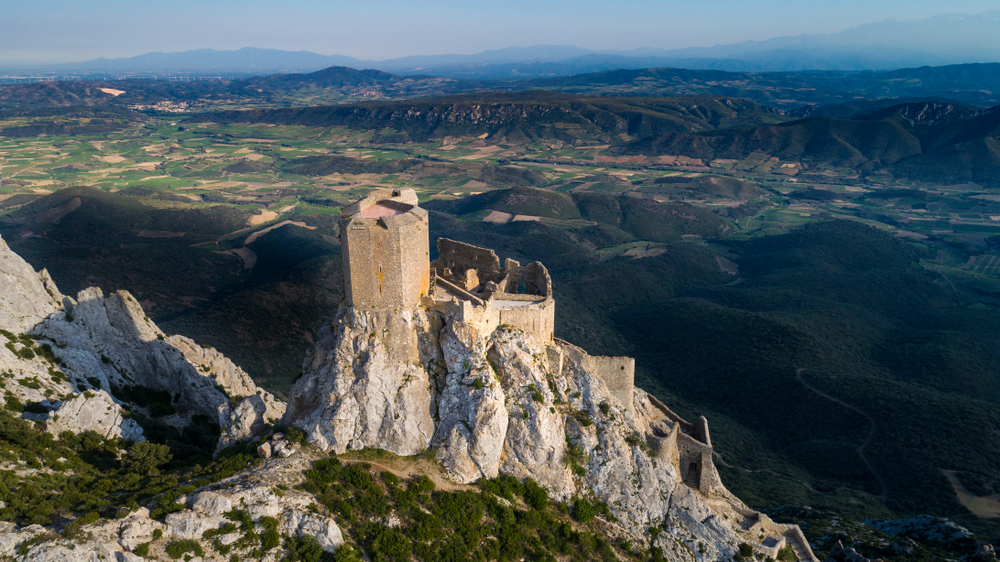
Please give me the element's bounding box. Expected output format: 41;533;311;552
340;188;430;311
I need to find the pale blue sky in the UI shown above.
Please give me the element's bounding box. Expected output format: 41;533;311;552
2;0;999;64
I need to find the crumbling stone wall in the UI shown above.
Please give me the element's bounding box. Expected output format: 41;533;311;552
435;238;502;284
433;238;555;343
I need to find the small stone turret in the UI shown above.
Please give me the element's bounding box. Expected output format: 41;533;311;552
340;188;430;311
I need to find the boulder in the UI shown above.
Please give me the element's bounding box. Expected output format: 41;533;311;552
216;394;268;454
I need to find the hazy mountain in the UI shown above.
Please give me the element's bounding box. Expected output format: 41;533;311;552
11;47;369;76
6;13;1000;79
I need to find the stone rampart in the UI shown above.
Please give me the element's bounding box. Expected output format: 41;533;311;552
549;339;634;419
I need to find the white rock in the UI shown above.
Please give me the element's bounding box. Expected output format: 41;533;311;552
275;441;297;458
118;515;163;551
0;234;62;334
19;539;119;562
165;511;225;540
283;509;344;553
435;320;508;482
217;532;241;546
283;306;436;456
216;394;268;454
47;390;144;441
191;491;232;516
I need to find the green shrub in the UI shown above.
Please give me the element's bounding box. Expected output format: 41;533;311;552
62;511;101;537
523;478;548;510
122;441;173;475
571;498;597;523
260;516;281;551
286;426;307;445
165;539;204;559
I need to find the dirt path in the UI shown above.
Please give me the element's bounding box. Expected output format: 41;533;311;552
795;369;887;500
339;456;473;493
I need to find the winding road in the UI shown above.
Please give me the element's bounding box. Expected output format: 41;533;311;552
795;369;888;500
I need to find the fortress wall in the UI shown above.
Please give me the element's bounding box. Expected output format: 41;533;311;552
453;298;555;345
436;238;502;283
497;299;555;344
676;432;724;495
652;422;680;464
645;392;693;431
559;344;635;419
524;262;551;297
693;415;712;448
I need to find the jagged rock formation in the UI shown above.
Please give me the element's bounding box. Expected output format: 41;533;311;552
278;189;819;561
284;307;438;456
0;233;284;452
0;235;62;334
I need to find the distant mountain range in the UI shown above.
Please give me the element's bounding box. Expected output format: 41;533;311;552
3;11;1000;78
5;62;1000;111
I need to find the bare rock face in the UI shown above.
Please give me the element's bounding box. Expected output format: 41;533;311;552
285;304;772;561
435;320;508;482
18;539;119;562
0;233;285;454
168;335;285;423
0;234;62;334
217;394;269;453
283;306;436;456
46;390;145;441
490;329;574;495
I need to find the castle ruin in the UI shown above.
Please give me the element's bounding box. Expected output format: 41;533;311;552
340;188;728;496
335;188;818;560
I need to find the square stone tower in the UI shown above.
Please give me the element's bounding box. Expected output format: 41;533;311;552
340;188;430;311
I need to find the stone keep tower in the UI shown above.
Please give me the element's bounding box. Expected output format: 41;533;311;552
340;188;430;311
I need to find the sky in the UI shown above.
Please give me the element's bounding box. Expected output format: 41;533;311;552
2;0;1000;65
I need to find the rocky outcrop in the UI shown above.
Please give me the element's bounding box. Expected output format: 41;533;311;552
0;233;284;453
283;300;800;561
45;390;144;441
283;307;436;456
0;235;62;334
435;320;509;482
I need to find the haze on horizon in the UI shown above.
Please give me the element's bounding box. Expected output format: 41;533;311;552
3;0;1000;66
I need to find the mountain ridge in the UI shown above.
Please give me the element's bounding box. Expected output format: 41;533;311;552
7;12;1000;78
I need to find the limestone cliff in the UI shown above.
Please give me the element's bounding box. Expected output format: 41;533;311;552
0;233;284;451
284;302;819;562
